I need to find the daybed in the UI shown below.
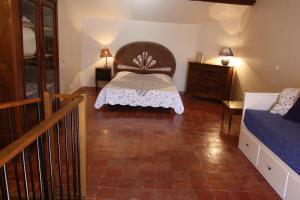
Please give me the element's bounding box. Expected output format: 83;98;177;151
239;93;300;200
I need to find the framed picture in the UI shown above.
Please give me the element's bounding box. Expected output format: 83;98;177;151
195;52;203;63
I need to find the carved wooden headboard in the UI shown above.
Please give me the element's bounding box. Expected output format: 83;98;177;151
113;42;176;77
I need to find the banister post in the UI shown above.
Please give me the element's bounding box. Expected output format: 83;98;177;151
43;92;53;119
78;94;87;197
43;92;57;190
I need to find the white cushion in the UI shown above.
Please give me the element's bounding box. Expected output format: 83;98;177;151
270;88;300;115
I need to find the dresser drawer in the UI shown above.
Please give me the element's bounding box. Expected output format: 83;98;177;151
257;148;288;198
189;63;229;73
239;131;260;166
191;91;223;100
195;86;224;96
189;79;224;90
284;174;300;200
190;73;227;84
190;68;228;77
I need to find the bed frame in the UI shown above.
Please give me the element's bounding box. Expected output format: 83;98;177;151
113;41;176;77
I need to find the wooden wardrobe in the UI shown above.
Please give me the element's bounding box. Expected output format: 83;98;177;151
0;0;59;144
0;0;59;102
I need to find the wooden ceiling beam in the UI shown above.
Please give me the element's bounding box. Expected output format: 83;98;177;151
191;0;256;6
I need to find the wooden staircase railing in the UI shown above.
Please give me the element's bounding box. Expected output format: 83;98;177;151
0;98;41;110
0;92;87;199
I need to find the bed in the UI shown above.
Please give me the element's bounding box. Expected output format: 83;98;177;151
239;93;300;199
94;41;184;114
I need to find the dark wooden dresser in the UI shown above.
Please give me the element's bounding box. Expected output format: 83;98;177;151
186;62;234;101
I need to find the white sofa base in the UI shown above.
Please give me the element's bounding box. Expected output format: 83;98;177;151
239;93;300;200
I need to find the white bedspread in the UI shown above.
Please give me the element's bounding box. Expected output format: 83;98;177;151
94;71;184;114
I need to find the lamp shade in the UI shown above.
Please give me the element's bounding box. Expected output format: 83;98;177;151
219;47;234;57
100;48;112;58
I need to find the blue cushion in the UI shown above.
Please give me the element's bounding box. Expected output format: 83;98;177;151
244;109;300;175
283;98;300;123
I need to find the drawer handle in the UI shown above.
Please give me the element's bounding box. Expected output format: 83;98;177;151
267;166;272;171
245;143;249;147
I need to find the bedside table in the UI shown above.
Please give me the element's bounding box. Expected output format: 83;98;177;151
221;100;244;135
95;68;112;91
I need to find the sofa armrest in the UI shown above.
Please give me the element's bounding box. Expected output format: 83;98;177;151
243;92;279;118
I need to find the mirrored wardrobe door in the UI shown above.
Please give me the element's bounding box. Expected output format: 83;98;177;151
22;0;40;99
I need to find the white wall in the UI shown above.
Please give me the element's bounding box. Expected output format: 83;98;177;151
79;18;247;92
81;19;202;91
59;0;300;98
232;0;300;99
58;0;248;94
58;0;82;93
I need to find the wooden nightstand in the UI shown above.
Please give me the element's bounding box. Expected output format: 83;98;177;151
95;67;112;91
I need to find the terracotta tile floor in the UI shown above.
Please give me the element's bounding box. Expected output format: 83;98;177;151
84;91;281;200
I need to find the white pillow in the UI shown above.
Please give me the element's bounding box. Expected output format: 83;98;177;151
270;88;300;116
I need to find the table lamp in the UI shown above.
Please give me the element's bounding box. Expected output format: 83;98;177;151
100;48;112;68
219;47;234;66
